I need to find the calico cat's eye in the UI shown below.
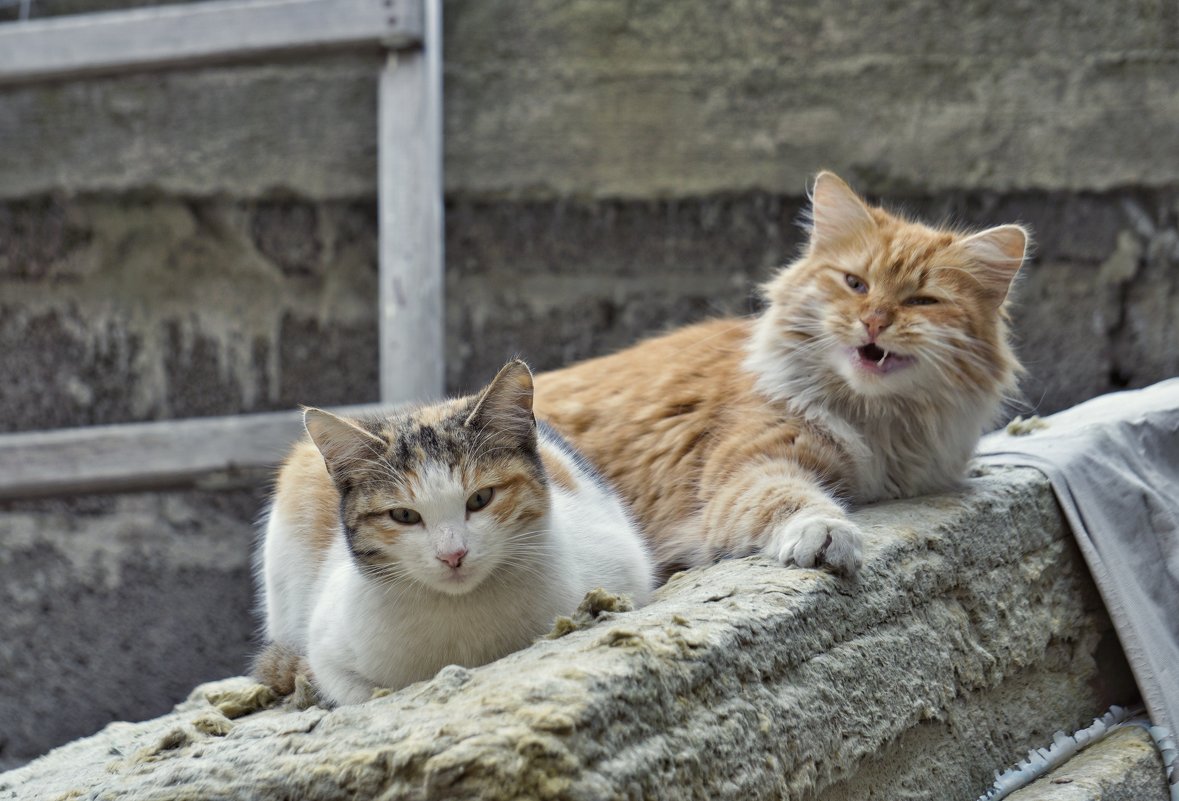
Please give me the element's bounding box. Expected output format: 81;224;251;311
466;487;495;512
904;296;938;306
389;507;422;525
844;274;868;293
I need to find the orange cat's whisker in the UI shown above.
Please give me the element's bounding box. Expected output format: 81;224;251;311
534;170;1026;580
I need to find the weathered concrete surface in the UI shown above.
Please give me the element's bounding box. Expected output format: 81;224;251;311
0;197;379;432
0;0;203;23
0;56;380;201
444;0;1179;199
0;489;261;765
446;188;1179;417
0;466;1138;800
1007;726;1170;801
1;1;1177;429
3;188;1176;431
2;3;1178;199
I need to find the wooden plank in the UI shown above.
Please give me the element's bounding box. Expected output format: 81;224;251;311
0;404;389;500
0;0;423;85
377;0;443;403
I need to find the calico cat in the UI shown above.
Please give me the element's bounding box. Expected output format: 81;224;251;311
256;360;653;706
533;172;1026;577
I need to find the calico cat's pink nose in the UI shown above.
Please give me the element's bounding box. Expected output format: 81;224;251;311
437;548;468;569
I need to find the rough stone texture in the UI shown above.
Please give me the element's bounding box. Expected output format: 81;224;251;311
0;197;379;432
1007;726;1170;801
1;1;1177;427
0;488;263;765
3;189;1176;430
2;3;1178;199
446;188;1179;416
0;56;380;201
442;196;786;393
0;466;1140;800
444;0;1179;199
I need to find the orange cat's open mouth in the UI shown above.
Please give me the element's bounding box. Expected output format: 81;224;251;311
853;343;915;375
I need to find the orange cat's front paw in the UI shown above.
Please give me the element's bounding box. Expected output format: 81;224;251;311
767;514;863;575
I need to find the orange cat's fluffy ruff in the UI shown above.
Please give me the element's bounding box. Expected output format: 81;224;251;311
535;319;832;561
535;318;858;574
534;172;1026;577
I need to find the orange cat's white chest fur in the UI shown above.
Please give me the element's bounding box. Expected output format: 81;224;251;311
747;312;1003;505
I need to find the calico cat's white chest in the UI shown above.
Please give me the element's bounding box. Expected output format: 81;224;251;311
307;556;562;702
346;601;535;687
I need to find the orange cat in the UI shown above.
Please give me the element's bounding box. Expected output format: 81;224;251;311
533;172;1026;577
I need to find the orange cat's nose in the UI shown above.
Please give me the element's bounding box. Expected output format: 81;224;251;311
437;548;468;569
861;310;894;339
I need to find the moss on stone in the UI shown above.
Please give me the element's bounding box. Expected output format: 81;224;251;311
191;712;233;737
204;683;277;719
545;587;634;639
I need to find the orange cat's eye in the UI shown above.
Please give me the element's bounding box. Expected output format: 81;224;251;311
904;296;939;306
466;487;494;512
390;507;422;525
844;274;868;293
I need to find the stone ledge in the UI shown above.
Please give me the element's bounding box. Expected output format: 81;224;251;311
0;465;1137;800
1007;726;1169;801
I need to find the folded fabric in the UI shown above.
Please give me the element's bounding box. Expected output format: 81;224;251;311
975;378;1179;738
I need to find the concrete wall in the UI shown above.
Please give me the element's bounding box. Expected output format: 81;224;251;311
0;196;380;431
1;0;1178;765
2;1;1178;430
4;188;1178;430
0;488;260;769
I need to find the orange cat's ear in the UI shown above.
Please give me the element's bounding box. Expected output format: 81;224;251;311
808;171;876;253
960;224;1028;307
465;360;536;436
304;408;385;482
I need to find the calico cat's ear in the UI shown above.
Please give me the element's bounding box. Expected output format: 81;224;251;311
808;171;876;253
465;360;536;439
960;224;1028;307
304;408;386;482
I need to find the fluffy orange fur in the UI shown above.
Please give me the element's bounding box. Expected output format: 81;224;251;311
534;172;1027;577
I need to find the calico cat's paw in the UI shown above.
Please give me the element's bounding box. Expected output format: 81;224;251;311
767;514;863;575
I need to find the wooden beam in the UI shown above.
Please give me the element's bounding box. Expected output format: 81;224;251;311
0;0;423;86
377;0;444;403
0;404;390;500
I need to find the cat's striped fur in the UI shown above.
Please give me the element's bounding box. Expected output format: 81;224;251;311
257;360;654;705
534;172;1026;578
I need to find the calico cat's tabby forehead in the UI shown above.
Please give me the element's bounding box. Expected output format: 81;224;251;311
304;360;540;488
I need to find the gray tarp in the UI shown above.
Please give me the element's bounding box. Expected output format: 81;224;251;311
976;378;1179;737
